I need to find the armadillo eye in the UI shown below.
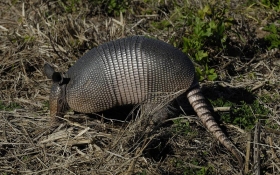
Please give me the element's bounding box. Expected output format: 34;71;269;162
52;72;62;83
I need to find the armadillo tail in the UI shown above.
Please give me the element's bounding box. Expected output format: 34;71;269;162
186;85;243;168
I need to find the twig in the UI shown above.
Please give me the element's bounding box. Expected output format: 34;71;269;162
265;127;280;135
245;132;251;174
73;127;90;139
251;81;266;91
227;124;246;134
253;122;261;175
214;107;231;112
268;136;280;162
0;151;40;160
251;61;275;91
236;56;257;71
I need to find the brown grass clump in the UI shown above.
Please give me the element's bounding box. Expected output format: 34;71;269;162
0;0;279;174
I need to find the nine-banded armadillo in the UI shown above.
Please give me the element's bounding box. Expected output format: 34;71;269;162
44;35;243;166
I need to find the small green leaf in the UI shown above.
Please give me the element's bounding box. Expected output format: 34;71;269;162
203;28;213;37
209;21;217;29
195;50;208;61
207;73;217;81
209;68;215;74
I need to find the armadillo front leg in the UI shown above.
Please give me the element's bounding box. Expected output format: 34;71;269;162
186;85;243;167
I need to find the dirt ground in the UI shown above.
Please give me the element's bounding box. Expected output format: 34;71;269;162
0;0;279;174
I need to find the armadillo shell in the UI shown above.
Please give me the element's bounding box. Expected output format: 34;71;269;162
65;36;195;113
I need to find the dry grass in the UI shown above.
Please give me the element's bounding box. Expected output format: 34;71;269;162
0;0;279;174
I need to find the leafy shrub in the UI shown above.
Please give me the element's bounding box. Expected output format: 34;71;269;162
261;0;280;12
263;22;280;50
152;2;234;81
211;98;270;130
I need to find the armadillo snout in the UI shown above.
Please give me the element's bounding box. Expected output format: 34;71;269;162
49;83;69;121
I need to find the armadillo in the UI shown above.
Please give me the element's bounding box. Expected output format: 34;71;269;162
44;35;243;166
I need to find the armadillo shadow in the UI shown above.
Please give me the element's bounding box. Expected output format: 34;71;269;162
73;84;256;162
84;84;256;123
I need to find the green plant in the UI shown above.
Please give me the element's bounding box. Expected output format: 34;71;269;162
263;22;280;50
11;0;19;5
43;101;49;109
152;2;234;81
195;61;218;81
195;166;214;175
89;0;129;16
59;0;129;15
174;159;214;175
181;4;232;81
136;171;147;175
58;0;81;13
106;0;128;16
173;119;193;136
0;101;21;111
260;93;280;103
211;98;270;130
261;0;280;12
9;34;36;45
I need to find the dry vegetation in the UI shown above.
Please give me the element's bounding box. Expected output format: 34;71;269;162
0;0;279;174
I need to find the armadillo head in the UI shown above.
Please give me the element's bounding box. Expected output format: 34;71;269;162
44;63;69;121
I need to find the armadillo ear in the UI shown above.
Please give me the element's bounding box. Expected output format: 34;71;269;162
44;63;55;79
